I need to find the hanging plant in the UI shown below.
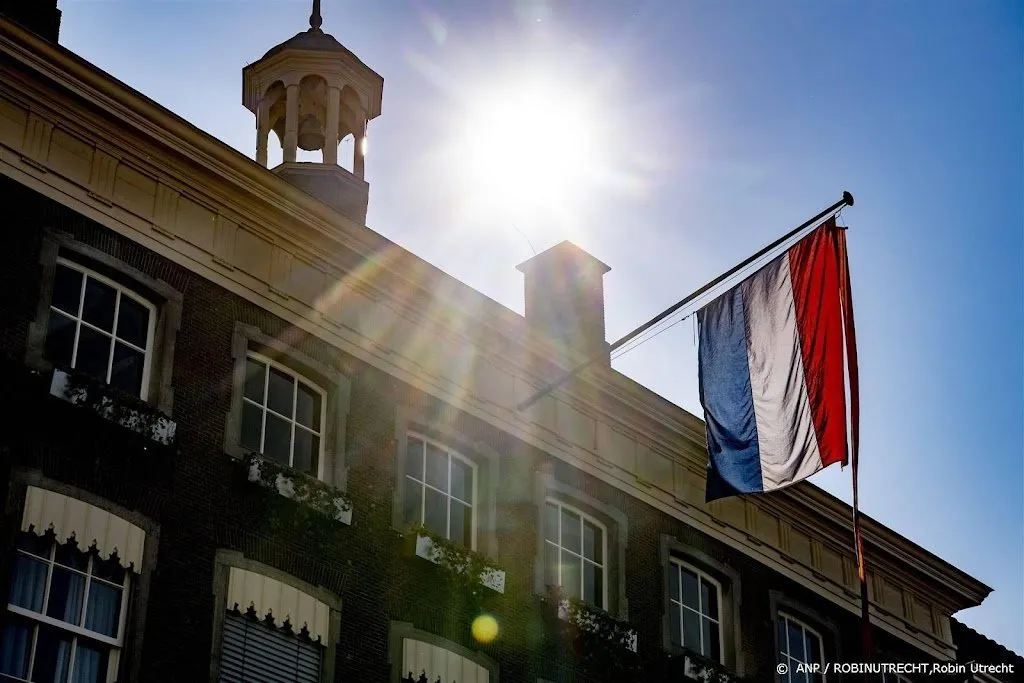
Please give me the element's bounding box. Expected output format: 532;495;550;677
409;524;506;596
243;452;353;524
52;369;176;445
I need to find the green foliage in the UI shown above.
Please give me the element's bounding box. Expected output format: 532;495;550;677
409;523;505;597
241;453;353;549
61;371;176;445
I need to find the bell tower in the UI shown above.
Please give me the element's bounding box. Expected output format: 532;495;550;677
243;0;383;224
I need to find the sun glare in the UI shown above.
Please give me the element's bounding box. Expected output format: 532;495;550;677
458;82;600;220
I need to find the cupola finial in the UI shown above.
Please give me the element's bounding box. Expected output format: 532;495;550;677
310;0;323;32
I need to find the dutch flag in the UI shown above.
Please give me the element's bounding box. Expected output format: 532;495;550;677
698;219;857;502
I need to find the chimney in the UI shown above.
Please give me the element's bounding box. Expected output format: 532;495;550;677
0;0;61;42
517;241;611;365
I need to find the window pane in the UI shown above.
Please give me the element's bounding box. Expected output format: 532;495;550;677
72;641;108;683
680;567;699;611
244;359;266;402
46;567;86;625
544;541;558;587
449;501;472;547
75;326;112;382
116;296;150;348
806;631;822;664
54;542;87;571
15;532;50;558
292;428;319;477
423;487;447;538
403;479;423;525
0;620;31;679
45;310;76;368
701;577;719;619
787;621;806;662
405;437;424;479
52;265;83;315
682;608;700;651
92;555;126;585
295;383;321;431
240;403;263;452
778;616;788;656
583;520;602;563
702;616;721;661
560;508;581;554
267;366;295;417
81;278;116;331
583;562;603;608
544;503;559;543
31;626;73;683
110;342;145;396
85;580;122;637
450;458;473;503
424;443;448;492
669;605;682;647
668;563;680;603
8;555;47;612
262;412;291;465
560;550;581;600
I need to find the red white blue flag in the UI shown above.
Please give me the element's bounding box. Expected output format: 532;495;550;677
698;218;857;502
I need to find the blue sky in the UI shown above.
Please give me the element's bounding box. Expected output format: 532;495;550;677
57;0;1022;653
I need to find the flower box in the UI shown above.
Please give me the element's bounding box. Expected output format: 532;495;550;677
557;598;638;653
49;369;176;446
245;453;353;525
413;532;506;594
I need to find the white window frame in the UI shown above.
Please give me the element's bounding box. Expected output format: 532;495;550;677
5;535;132;683
404;432;478;550
48;258;157;400
778;612;826;682
544;498;608;610
242;351;328;480
669;558;724;662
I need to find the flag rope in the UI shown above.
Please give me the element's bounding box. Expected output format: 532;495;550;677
836;225;873;665
516;192;855;411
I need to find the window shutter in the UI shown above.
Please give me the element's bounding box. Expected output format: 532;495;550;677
220;612;322;683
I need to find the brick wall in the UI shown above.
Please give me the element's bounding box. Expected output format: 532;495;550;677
0;174;940;682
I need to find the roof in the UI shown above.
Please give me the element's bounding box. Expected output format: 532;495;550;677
261;28;362;64
952;618;1024;663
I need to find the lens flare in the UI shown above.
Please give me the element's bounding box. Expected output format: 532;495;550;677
471;613;499;644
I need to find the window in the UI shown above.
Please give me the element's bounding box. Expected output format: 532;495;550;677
543;499;607;609
240;352;326;478
669;560;722;662
777;613;824;683
210;551;341;683
1;531;130;683
43;259;155;399
219;609;321;683
389;621;498;683
402;434;477;548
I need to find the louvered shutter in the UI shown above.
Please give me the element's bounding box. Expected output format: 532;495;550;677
219;612;322;683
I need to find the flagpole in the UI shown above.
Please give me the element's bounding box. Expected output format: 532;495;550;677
516;191;855;411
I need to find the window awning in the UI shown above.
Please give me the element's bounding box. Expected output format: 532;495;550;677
21;486;146;570
227;566;331;644
401;638;490;683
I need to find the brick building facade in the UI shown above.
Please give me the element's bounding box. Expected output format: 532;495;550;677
0;3;1019;682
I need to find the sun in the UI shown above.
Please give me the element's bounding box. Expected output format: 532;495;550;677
456;80;601;222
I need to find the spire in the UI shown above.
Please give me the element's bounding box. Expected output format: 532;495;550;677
309;0;322;33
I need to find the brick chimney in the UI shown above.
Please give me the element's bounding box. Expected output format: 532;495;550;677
0;0;61;41
517;241;611;364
